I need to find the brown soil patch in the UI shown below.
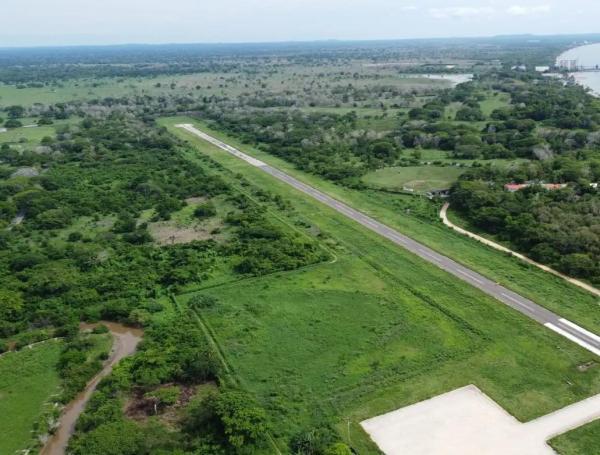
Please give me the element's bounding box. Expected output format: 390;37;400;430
185;196;207;205
149;222;215;245
125;383;198;425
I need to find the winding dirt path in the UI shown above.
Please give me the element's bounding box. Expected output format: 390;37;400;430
440;203;600;298
40;323;142;455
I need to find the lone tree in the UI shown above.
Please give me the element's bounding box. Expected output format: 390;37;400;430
6;105;25;119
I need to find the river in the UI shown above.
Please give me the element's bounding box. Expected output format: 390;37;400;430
557;43;600;96
40;322;143;455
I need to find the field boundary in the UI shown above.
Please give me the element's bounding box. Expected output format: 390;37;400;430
169;294;282;454
0;337;61;359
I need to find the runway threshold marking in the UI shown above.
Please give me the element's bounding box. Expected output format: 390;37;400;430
545;323;600;357
559;319;600;344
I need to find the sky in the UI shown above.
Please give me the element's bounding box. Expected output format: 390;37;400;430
0;0;599;47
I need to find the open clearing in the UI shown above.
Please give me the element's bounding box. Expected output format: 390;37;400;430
362;165;465;192
0;340;62;454
361;385;600;455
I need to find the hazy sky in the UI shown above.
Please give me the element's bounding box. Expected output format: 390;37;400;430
1;0;599;47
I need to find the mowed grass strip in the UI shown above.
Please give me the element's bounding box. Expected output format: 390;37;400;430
164;117;600;452
0;340;62;454
160;116;600;335
362;165;465;192
550;419;600;455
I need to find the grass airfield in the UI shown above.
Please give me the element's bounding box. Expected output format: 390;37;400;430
163;116;600;452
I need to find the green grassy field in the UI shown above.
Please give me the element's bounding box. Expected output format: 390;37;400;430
442;90;511;120
362;165;465;192
162;116;600;452
406;148;528;168
1;124;55;144
0;340;62;454
480;91;511;117
0;118;76;148
0;76;241;107
0;331;112;455
162;116;600;334
550;420;600;455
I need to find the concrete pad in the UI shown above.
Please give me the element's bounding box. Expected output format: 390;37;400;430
361;385;600;455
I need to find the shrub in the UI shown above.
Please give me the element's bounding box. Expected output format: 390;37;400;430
188;295;218;310
4;119;22;129
194;201;217;219
214;391;269;450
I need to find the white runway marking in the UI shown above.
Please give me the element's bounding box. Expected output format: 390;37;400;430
559;319;600;343
545;323;600;357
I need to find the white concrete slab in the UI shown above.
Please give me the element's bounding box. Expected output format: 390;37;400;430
361;385;600;455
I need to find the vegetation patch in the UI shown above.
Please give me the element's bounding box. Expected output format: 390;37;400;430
148;196;229;245
165;116;600;452
0;340;62;454
3;37;600;453
362;165;465;192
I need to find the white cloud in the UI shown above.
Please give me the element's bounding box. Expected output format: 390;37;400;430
400;5;418;11
506;5;551;16
429;6;495;19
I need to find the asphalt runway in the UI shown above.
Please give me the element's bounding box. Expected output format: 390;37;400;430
177;123;600;357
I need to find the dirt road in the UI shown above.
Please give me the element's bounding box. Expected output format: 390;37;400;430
440;202;600;298
41;323;142;455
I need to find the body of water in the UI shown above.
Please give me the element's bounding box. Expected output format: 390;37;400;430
570;72;600;97
557;43;600;95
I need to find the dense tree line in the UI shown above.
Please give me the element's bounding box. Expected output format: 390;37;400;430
200;109;401;184
451;162;600;283
399;73;600;161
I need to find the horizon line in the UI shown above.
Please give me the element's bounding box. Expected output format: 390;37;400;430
1;31;600;51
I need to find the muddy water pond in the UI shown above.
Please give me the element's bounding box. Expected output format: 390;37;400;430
41;322;143;455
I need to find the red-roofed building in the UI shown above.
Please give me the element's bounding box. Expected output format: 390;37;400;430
541;183;567;190
504;183;529;192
